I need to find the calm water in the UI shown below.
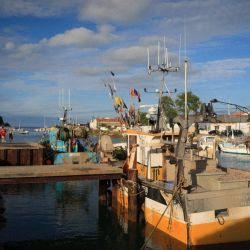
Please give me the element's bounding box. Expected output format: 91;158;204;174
1;182;250;250
0;181;145;250
10;130;44;143
1;132;250;249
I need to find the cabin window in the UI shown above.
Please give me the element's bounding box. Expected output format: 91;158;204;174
215;208;229;217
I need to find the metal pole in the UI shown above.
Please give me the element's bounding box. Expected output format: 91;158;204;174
184;59;188;123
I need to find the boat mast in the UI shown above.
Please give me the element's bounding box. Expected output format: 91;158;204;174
147;37;180;132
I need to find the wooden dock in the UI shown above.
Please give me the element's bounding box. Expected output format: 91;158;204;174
0;142;44;166
0;163;123;185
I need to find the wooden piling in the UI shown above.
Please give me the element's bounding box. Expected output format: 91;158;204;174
128;168;138;222
99;180;108;204
112;179;118;209
0;143;44;166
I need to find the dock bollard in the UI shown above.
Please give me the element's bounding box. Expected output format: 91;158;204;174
128;169;138;222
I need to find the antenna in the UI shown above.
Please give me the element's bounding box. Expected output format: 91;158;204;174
179;34;182;67
165;48;168;68
146;37;180;132
148;38;180;74
163;36;166;64
68;89;71;109
62;88;64;108
147;48;150;71
157;41;160;66
184;19;187;60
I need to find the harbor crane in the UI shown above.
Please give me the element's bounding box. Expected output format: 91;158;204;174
210;99;250;121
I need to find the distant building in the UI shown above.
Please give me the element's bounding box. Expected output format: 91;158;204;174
89;117;122;130
199;112;250;134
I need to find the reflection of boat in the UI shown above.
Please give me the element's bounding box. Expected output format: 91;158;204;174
218;141;250;155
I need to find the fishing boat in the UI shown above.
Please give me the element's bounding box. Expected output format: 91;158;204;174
218;141;250;155
109;39;250;248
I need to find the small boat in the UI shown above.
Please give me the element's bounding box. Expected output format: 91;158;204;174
218;141;250;155
113;142;127;150
14;122;29;134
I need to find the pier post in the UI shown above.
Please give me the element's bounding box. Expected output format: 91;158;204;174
99;180;108;204
112;179;118;209
128;169;138;222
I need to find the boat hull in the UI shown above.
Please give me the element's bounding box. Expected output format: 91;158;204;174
219;143;250;155
144;197;250;246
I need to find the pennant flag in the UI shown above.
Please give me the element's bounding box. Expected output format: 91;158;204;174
130;88;141;102
129;104;135;116
114;96;123;107
113;83;117;92
108;84;115;97
122;99;128;109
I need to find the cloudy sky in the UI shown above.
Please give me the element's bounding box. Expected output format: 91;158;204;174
1;0;250;126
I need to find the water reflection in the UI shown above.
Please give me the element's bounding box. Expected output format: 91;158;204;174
1;180;250;250
0;181;144;250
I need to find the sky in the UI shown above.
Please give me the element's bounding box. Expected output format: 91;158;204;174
1;0;250;127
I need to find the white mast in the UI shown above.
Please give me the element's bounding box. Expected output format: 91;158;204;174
184;59;188;122
184;22;188;123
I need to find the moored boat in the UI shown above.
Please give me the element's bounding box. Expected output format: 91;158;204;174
218;141;250;155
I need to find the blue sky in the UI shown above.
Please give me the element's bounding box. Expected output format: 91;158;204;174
1;0;250;126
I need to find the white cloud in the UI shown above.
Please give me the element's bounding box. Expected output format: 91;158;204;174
0;0;80;17
46;25;117;47
1;0;250;120
79;0;152;24
193;58;250;81
4;41;15;49
102;46;148;67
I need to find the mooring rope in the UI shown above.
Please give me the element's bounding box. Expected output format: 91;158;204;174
140;178;184;250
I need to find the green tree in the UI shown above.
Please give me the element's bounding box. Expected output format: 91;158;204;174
139;111;148;125
175;91;201;115
161;95;178;121
0;116;4;126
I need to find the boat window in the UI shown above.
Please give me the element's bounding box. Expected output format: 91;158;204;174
215;208;229;217
206;137;215;142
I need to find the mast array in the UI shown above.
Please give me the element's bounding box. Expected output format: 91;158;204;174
146;37;181;131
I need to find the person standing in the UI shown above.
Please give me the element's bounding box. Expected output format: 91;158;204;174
8;129;13;143
0;127;6;143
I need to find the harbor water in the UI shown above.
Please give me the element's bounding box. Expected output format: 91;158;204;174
1;131;250;249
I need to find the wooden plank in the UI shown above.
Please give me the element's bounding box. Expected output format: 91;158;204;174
7;149;19;165
0;164;123;185
20;149;31;165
